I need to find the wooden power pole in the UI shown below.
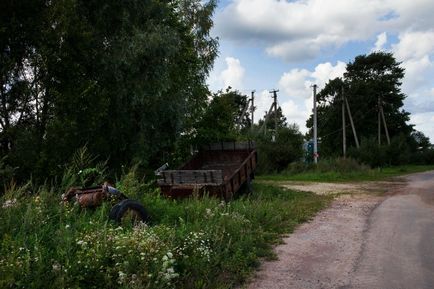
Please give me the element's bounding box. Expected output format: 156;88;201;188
342;88;346;157
344;87;360;149
259;89;279;141
313;84;318;164
378;94;390;146
342;86;360;157
250;90;255;127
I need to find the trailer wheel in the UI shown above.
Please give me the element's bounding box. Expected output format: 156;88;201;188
109;202;122;221
238;177;253;196
224;190;234;202
110;199;150;225
245;178;253;194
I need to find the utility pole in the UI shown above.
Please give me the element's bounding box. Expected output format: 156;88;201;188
342;87;346;158
269;90;279;142
250;90;255;127
378;96;381;146
380;95;390;145
378;94;390;146
260;90;279;140
270;90;278;131
344;87;360;149
313;84;318;164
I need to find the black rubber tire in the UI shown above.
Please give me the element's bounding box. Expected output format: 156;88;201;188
109;203;122;221
238;177;253;196
111;199;150;224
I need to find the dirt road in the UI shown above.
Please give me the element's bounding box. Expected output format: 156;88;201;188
245;171;434;289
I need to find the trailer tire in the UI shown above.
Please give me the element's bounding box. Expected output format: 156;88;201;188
110;199;150;225
109;203;122;221
238;177;253;196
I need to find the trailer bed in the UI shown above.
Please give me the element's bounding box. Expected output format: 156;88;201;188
157;142;257;200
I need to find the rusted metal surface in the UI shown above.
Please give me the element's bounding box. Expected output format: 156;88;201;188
157;141;257;199
62;183;125;208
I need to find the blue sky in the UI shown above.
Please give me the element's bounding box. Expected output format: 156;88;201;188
207;0;434;141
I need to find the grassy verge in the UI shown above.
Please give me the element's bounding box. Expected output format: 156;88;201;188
0;174;331;289
258;165;434;183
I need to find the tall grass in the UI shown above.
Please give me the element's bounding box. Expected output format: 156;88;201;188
260;158;434;182
0;168;330;289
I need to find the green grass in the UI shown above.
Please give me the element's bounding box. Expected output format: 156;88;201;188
258;165;434;183
0;172;331;289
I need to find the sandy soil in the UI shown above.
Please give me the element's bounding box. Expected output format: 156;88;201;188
243;171;434;289
243;193;383;289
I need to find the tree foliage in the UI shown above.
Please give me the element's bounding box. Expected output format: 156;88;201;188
194;88;251;146
0;0;218;183
307;52;422;165
254;108;304;173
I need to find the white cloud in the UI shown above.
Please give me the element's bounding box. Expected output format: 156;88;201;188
212;1;434;140
410;112;434;142
392;31;434;62
220;57;245;89
278;68;311;99
254;90;273;124
276;61;346;132
266;40;321;62
215;0;434;61
281;100;312;132
372;32;387;51
401;56;433;92
278;61;345;100
312;61;347;88
391;31;434;131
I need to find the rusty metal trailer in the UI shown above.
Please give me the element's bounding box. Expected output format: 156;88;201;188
157;141;257;200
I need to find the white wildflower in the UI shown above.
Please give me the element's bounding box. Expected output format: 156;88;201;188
2;198;17;208
52;262;61;272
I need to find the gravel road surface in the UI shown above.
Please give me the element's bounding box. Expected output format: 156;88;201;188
245;171;434;289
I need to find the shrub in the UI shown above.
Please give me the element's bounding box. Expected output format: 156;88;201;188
256;126;304;174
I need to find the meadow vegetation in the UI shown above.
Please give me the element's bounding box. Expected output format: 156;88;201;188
0;167;330;289
259;157;434;182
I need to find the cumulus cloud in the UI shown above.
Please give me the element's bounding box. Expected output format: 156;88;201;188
254;90;273;123
392;31;434;62
391;31;434;118
220;57;245;89
372;32;387;51
215;0;434;61
312;61;347;88
212;0;434;139
410;112;434;142
278;68;312;98
253;89;312;131
279;61;346;99
275;61;346;131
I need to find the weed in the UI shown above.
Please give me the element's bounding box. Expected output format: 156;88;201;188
0;170;330;289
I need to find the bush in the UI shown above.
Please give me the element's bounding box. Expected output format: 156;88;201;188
348;135;414;167
256;126;304;174
315;157;370;173
284;157;369;176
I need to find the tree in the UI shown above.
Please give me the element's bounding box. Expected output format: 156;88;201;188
194;88;250;146
307;52;414;162
258;106;287;131
0;0;219;183
254;107;303;173
410;130;431;151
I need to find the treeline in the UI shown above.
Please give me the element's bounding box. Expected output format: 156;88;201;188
1;0;432;190
307;52;434;167
0;0;218;185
